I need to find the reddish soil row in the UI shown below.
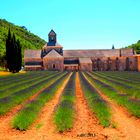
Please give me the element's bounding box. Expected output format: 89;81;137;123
84;73;140;140
64;72;106;139
0;74;72;140
0;72;140;140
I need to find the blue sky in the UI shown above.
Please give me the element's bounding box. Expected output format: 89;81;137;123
0;0;140;50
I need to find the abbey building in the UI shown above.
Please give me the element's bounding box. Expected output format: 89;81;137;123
24;30;140;71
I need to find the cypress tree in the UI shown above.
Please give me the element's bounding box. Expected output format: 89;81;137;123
11;33;15;72
16;39;22;72
12;33;17;72
6;28;12;71
112;45;115;49
6;29;22;73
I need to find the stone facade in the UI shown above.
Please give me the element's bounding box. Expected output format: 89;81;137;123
24;30;140;72
43;49;64;71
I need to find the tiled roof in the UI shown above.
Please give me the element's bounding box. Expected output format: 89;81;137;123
79;58;92;64
63;49;121;57
24;48;134;59
24;50;41;58
121;48;135;56
44;49;63;58
25;65;42;67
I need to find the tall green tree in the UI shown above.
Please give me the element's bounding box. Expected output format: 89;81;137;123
6;28;12;71
6;29;22;73
16;39;22;72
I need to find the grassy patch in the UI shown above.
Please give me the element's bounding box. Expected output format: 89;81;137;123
111;122;117;129
54;72;76;132
35;123;43;130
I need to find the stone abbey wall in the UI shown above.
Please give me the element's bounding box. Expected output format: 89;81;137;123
43;57;64;71
24;30;140;72
24;54;140;72
91;56;138;71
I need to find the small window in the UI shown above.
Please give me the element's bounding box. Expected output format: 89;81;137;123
53;64;55;69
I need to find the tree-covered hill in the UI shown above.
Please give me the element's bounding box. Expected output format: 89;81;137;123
0;19;46;56
126;40;140;54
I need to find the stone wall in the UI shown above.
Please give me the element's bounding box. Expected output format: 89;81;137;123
64;65;79;71
79;63;92;71
43;57;64;71
24;58;43;71
91;56;138;71
137;56;140;71
25;66;43;71
24;53;140;72
24;58;42;63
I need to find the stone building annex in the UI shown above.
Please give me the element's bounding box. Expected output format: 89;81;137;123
24;30;140;71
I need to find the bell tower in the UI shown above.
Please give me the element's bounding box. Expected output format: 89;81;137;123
41;29;63;57
47;29;56;46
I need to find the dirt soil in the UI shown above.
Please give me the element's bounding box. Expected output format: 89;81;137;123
0;74;72;140
64;72;107;140
84;73;140;140
0;72;140;140
0;71;26;76
0;71;11;76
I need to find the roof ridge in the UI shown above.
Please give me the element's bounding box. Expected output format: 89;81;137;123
44;49;63;58
63;49;120;51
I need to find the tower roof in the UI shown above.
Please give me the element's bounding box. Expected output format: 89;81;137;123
48;29;56;36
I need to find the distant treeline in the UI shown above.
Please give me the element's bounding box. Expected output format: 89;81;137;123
126;40;140;54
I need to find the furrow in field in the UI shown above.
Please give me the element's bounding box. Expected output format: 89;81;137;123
0;72;55;98
0;73;69;139
0;71;40;85
12;72;69;130
65;72;107;140
84;72;140;140
0;72;62;115
95;71;140;84
97;72;140;84
1;73;73;140
0;71;52;90
92;72;140;99
86;72;140;117
94;72;140;90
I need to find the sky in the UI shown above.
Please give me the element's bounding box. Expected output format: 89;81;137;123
0;0;140;50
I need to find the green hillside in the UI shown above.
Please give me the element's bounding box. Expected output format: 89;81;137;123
0;19;46;56
126;40;140;54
